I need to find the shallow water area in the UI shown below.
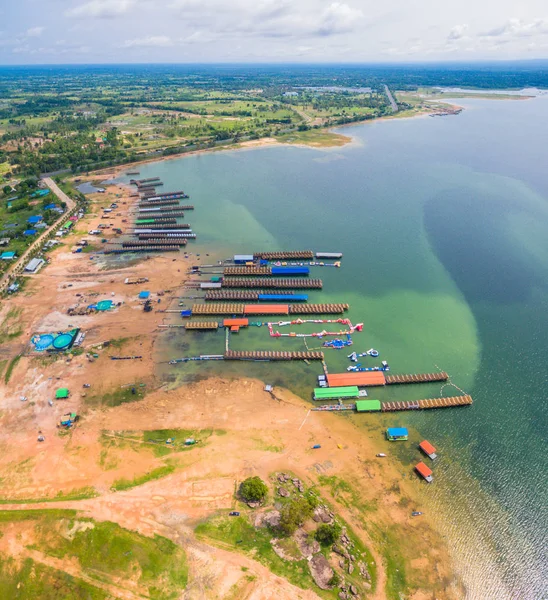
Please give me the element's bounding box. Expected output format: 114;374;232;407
115;95;548;599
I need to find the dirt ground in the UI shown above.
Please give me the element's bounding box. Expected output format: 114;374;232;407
0;179;462;599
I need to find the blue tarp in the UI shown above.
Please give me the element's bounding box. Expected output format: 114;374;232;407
44;203;57;210
258;294;308;302
28;215;43;224
387;427;409;437
271;266;310;275
181;310;192;317
23;229;37;235
138;291;150;299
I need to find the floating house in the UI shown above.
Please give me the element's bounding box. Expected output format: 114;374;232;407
234;254;254;264
419;440;437;460
386;427;409;441
415;462;433;482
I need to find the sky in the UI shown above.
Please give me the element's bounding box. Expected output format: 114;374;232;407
1;0;548;64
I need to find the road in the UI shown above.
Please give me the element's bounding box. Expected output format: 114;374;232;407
384;84;398;112
0;177;77;293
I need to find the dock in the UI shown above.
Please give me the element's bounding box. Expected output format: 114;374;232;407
224;266;310;276
222;278;322;289
385;372;448;385
184;321;219;330
224;350;324;361
191;303;349;316
104;246;179;254
121;240;187;247
205;290;295;301
382;395;473;411
254;251;314;260
326;371;448;387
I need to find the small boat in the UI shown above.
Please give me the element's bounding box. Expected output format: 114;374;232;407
411;511;423;517
376;453;387;457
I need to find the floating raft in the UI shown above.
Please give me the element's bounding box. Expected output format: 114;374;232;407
385;372;448;385
104;246;179;254
192;303;244;315
185;321;219;330
135;218;177;225
289;303;348;314
205;290;295;301
138;205;194;213
137;232;196;239
138;200;180;207
224;350;323;361
133;223;191;231
121;240;187;247
382;395;473;411
223;278;322;289
137;211;186;218
254;251;314;260
131;177;160;184
224;266;310;276
146;192;188;200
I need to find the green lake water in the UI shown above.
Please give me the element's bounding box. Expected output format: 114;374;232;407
115;96;548;599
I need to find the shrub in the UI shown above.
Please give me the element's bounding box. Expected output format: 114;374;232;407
315;522;342;546
239;476;268;503
278;497;314;536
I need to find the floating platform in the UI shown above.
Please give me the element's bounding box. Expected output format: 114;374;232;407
382;395;472;411
138;200;180;207
205;290;295;301
146;192;188;200
327;371;449;387
224;350;323;361
222;278;322;289
104;246;179;254
192;303;347;316
224;266;310;276
137;232;196;239
121;240;187;247
138;205;194;213
132;177;160;184
135;218;177;225
289;304;348;314
137;211;187;218
185;321;219;330
254;251;314;260
133;223;191;230
316;252;343;259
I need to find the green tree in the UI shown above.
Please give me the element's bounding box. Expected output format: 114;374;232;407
315;522;342;546
278;497;314;536
3;185;12;195
239;476;268;503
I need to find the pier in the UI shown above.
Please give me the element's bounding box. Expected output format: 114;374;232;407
381;395;473;411
254;251;314;260
222;278;322;289
224;350;324;361
385;372;448;385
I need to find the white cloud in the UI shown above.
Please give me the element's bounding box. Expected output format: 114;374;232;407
67;0;137;19
479;18;548;39
26;26;45;37
316;3;363;36
447;24;468;41
121;35;174;47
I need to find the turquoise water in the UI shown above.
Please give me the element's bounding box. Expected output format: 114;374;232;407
118;96;548;598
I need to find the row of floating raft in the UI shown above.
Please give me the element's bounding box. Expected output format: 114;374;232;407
191;303;349;316
204;291;307;301
224;266;310;276
137;205;194;213
223;278;322;289
254;251;314;260
224;350;324;361
121;240;187;247
105;246;180;254
382;396;473;411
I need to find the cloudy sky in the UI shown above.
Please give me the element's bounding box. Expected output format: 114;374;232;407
1;0;548;64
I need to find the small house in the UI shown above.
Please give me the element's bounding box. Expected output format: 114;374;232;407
23;229;37;236
24;258;45;273
27;215;43;225
0;251;16;261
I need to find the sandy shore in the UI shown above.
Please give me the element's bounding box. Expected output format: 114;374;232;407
0;123;464;599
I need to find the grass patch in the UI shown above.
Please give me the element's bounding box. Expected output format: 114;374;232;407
195;515;332;596
0;557;109;600
143;428;213;457
84;383;147;407
0;307;23;344
35;520;188;599
107;336;132;349
0;359;6;377
317;475;377;514
111;464;176;491
0;487;98;505
276;129;351;147
4;354;21;384
0;509;77;522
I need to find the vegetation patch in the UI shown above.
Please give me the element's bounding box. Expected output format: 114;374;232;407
4;354;21;384
111;464;176;491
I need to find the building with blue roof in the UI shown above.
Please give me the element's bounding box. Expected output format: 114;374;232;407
28;215;43;224
44;203;57;210
23;229;37;236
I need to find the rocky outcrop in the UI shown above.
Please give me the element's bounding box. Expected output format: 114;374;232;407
309;553;334;590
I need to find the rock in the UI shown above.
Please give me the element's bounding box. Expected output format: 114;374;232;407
339;560;345;568
309;553;334;590
332;544;350;559
295;528;320;558
278;487;290;498
255;510;281;528
314;506;334;524
363;581;371;590
338;593;348;600
350;555;356;562
247;501;261;508
278;473;287;483
348;563;354;575
350;585;358;596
